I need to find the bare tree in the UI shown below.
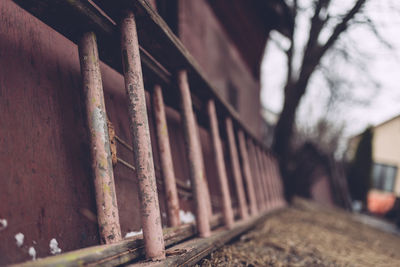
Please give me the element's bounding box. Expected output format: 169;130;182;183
272;0;369;170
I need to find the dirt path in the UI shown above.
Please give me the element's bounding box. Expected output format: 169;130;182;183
199;198;400;267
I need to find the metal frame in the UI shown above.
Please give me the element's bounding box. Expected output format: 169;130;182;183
9;0;287;264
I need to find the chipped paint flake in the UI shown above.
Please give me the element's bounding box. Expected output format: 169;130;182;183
15;233;24;247
49;238;62;254
0;219;7;230
179;210;195;224
125;229;143;238
28;246;36;260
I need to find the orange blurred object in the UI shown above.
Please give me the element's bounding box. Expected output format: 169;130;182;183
367;190;396;214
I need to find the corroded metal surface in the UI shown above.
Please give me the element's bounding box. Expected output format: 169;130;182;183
225;117;249;220
266;155;278;207
153;84;180;227
271;156;286;206
269;155;282;207
262;152;276;208
246;139;262;211
207;100;234;228
259;148;273;208
194;116;213;219
178;69;211;238
78;32;122;244
238;130;258;215
120;11;165;260
248;140;266;210
254;145;269;209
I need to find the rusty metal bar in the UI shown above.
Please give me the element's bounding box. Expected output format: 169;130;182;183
194;116;213;219
178;69;211;237
176;179;192;192
117;157;136;171
115;135;134;152
120;11;165;260
246;139;263;211
207;100;234;229
250;140;268;210
270;155;280;207
262;152;275;208
262;148;275;209
78;32;122;244
271;156;285;206
237;130;258;215
269;154;281;207
255;146;269;210
263;150;276;209
255;147;268;209
153;84;181;227
225;118;249;220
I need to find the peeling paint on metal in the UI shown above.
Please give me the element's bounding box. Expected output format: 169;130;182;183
15;233;24;247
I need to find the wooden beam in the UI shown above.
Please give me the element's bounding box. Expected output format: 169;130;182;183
11;214;226;267
131;208;285;267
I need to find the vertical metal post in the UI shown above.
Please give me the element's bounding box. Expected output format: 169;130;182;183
255;145;269;209
178;69;211;237
225;118;249;220
263;151;276;208
238;130;258;215
207;100;234;228
153;84;180;227
120;12;165;260
256;148;269;209
78;32;122;244
271;156;285;206
270;155;281;207
247;139;265;211
194;116;213;218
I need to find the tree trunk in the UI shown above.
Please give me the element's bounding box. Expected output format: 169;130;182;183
272;79;309;199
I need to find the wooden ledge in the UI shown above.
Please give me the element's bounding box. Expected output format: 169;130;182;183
129;207;286;267
11;214;223;267
11;205;287;266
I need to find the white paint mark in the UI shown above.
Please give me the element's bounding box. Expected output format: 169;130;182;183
179;210;195;224
28;246;36;260
92;107;106;142
49;238;62;254
15;233;24;247
0;219;7;230
186;180;191;186
125;229;143;238
162;212;166;218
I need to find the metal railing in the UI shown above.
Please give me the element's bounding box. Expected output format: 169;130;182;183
11;0;286;265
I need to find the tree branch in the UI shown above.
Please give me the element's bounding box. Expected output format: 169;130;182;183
285;0;297;88
318;0;367;57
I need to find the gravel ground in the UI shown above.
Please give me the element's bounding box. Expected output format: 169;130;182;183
199;198;400;267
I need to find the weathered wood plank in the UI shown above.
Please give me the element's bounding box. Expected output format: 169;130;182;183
10;214;225;267
131;208;286;267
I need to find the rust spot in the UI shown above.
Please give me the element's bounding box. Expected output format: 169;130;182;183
107;119;117;167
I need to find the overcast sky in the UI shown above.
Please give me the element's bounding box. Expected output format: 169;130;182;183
260;0;400;139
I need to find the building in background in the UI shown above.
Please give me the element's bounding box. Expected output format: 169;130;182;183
348;114;400;213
